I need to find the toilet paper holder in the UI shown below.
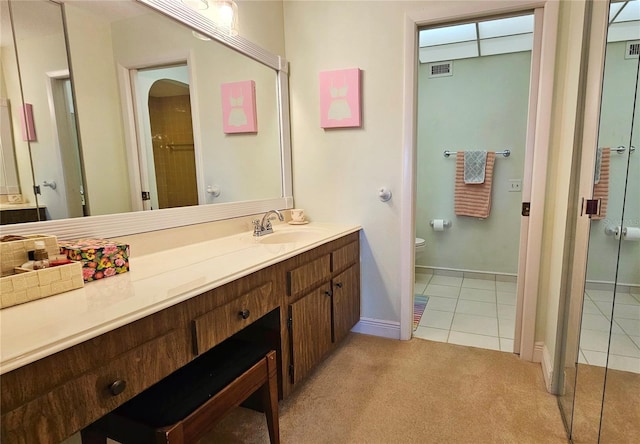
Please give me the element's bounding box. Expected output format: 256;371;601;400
604;226;622;237
604;225;640;241
430;219;452;229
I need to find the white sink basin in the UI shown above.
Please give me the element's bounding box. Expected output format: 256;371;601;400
253;226;329;245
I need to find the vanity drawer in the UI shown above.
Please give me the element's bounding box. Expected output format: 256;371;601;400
1;329;188;444
287;254;331;296
332;241;359;273
192;282;276;356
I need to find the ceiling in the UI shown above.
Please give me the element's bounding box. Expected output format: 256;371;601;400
1;0;147;50
418;0;640;64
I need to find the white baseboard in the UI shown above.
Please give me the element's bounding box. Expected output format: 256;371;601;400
534;341;554;392
533;341;544;362
352;317;401;340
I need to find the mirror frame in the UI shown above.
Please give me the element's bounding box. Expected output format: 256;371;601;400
0;0;293;239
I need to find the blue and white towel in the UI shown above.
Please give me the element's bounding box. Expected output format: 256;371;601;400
594;147;603;184
463;151;488;184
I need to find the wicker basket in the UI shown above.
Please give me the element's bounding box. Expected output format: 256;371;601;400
0;235;84;309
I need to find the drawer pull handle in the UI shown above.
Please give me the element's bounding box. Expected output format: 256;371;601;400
109;379;127;396
335;282;343;289
324;290;332;297
239;309;251;319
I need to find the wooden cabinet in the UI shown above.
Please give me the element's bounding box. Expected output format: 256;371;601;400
287;236;360;384
332;265;360;344
0;230;360;443
1;327;190;444
287;255;330;296
288;283;333;384
331;240;360;344
192;282;277;356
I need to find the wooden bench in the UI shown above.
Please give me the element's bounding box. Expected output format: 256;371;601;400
81;339;279;444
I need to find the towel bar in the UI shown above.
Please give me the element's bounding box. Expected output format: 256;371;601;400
443;149;511;158
614;145;636;154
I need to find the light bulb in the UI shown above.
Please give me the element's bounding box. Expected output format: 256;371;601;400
215;0;238;36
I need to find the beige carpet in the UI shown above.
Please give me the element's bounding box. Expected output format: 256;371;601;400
570;363;640;443
200;333;569;444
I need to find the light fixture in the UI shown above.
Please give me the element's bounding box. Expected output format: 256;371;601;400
181;0;239;39
214;0;239;36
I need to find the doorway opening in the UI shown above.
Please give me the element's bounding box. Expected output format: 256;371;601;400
47;71;87;219
401;1;559;364
147;78;198;209
413;13;533;353
131;63;199;210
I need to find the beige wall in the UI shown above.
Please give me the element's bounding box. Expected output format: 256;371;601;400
284;0;593;367
11;23;69;220
65;4;132;216
284;0;415;323
0;43;34;205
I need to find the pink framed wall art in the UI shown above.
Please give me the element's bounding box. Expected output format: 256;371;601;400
319;68;361;128
20;103;37;141
220;80;257;134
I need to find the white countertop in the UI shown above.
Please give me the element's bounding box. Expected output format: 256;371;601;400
0;202;45;210
0;222;360;374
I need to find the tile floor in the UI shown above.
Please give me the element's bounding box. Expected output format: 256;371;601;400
413;271;516;353
578;287;640;374
413;270;640;374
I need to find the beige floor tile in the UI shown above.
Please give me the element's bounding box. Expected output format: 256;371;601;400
448;331;500;351
451;313;499;336
429;275;463;287
419;309;455;330
459;287;496;303
424;283;461;299
413;326;449;342
462;278;496;290
455;299;497;318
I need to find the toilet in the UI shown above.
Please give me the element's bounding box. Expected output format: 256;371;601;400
415;237;426;260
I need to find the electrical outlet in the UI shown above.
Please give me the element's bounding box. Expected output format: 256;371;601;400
508;179;522;192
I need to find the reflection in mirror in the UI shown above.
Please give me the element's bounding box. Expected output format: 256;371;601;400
566;1;640;442
2;0;285;227
599;21;640;442
0;2;23;204
1;0;67;224
146;71;198;209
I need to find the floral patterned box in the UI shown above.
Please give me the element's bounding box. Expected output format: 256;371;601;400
58;239;130;282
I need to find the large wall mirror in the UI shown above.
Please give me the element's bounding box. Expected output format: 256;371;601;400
0;0;292;238
557;0;639;442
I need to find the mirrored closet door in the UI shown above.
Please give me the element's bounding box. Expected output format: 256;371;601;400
560;1;640;442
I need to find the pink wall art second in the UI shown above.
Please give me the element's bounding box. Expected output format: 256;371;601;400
220;80;257;134
319;68;361;129
21;103;37;141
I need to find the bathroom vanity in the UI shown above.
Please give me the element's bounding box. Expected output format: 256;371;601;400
0;222;361;443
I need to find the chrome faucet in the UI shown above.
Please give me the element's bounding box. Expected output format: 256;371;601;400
252;209;284;237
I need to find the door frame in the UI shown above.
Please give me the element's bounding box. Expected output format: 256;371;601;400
117;51;203;212
45;69;85;219
400;0;559;362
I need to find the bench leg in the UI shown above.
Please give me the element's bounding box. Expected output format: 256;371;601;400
261;352;280;444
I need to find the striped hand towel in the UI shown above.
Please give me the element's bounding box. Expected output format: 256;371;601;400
591;147;610;220
454;151;496;219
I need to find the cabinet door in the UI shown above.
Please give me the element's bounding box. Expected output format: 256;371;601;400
332;265;360;344
289;284;332;384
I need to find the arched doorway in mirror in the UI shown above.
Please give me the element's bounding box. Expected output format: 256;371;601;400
134;64;198;210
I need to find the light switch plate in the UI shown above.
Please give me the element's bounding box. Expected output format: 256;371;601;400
508;179;522;192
